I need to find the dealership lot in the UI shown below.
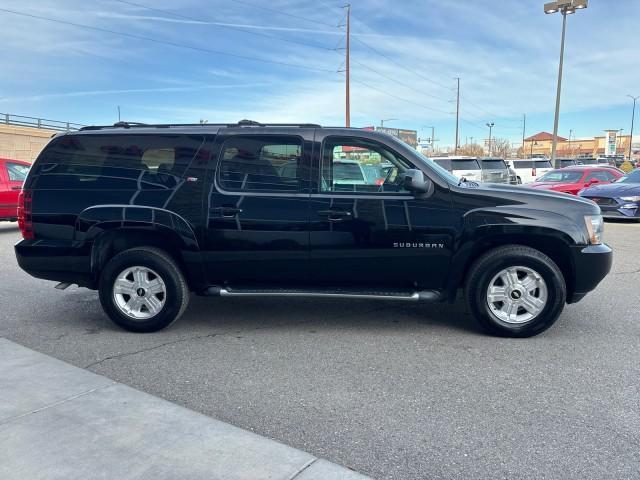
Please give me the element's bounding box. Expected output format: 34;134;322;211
1;221;639;479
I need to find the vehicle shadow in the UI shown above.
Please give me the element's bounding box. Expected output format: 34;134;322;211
181;294;482;336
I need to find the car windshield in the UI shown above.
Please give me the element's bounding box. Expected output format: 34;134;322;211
617;170;640;183
333;162;364;181
6;162;30;181
537;171;583;183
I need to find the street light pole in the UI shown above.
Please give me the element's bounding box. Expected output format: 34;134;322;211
544;0;588;168
550;11;567;169
486;122;494;157
628;95;638;161
380;118;397;127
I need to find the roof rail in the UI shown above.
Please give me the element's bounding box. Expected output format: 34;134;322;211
79;120;321;131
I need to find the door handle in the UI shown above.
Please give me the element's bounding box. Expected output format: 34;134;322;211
317;209;352;222
212;206;243;218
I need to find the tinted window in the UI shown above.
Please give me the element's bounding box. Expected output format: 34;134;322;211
35;134;206;190
560;159;576;167
513;160;552;169
537;171;583;183
321;137;411;194
6;162;30;181
481;160;507;169
585;171;612;182
218;135;305;192
433;159;452;170
451;159;480;170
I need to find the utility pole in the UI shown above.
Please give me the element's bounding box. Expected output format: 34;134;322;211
470;136;474;145
628;95;638;161
117;105;121;122
345;4;351;128
522;114;526;154
454;77;460;154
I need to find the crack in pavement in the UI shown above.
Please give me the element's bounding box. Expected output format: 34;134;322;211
84;332;219;369
83;303;394;370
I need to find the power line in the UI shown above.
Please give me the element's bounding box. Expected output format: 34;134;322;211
460;94;522;125
112;0;339;52
342;73;453;116
0;7;336;73
228;0;339;29
351;36;453;93
350;58;452;105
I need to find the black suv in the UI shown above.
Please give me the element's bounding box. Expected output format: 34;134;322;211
15;121;612;337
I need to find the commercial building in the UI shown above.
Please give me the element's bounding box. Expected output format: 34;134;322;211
524;131;637;159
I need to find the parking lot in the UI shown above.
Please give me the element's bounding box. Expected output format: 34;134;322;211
1;220;639;479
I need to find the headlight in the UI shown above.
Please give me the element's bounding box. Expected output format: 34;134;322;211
584;215;604;245
620;196;640;202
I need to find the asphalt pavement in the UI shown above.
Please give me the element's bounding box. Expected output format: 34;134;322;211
1;221;639;479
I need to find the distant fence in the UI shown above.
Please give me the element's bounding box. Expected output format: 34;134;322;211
1;112;85;131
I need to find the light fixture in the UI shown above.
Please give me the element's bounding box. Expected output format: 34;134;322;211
544;2;559;14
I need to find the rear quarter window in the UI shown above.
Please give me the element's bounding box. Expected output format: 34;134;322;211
32;134;206;190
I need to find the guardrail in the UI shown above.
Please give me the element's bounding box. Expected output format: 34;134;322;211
1;113;85;131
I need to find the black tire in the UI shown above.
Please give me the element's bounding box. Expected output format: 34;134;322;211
99;247;189;333
465;245;566;338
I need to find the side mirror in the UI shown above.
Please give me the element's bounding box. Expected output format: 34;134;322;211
403;169;431;194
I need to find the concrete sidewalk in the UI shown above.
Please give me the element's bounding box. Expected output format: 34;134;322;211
0;338;369;480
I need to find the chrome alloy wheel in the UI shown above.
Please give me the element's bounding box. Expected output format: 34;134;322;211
486;266;548;324
113;266;166;320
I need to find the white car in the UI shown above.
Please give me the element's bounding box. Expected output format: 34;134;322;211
509;159;554;184
431;157;482;182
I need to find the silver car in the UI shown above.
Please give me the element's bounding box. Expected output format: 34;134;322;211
479;158;510;184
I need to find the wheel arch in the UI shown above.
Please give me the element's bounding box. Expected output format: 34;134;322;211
447;227;576;303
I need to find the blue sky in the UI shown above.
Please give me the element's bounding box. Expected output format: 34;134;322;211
0;0;638;147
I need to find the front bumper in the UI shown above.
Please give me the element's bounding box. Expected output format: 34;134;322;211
586;197;640;219
568;243;613;304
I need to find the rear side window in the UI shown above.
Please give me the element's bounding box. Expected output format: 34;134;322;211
451;159;480;170
34;134;206;190
481;160;506;169
433;159;452;170
535;160;552;168
218;135;306;192
6;162;30;181
513;160;552;169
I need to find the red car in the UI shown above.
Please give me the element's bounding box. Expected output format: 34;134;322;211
527;166;624;195
0;158;31;221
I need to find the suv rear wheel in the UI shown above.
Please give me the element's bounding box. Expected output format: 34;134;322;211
465;245;566;337
99;247;189;332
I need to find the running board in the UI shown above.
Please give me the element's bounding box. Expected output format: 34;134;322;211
203;286;442;302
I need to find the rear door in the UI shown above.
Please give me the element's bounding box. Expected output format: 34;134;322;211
202;129;313;285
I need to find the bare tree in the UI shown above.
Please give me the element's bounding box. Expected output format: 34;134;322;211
490;138;513;159
457;143;485;157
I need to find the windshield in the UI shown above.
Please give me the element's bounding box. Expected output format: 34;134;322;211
6;162;30;181
617;170;640;183
537;171;583;183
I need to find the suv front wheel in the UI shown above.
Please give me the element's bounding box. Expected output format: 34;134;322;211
466;245;566;337
98;247;190;332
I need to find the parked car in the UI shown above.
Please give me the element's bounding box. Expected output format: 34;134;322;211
596;156;619;167
579;169;640;220
527;167;623;195
508;167;520;185
577;157;598;165
431;156;482;182
14;121;612;338
509;159;554;184
0;158;31;222
479;158;510;184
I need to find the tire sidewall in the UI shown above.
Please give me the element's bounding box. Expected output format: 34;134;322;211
99;250;185;333
470;251;565;337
